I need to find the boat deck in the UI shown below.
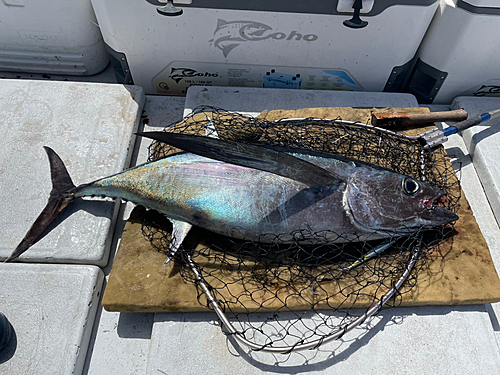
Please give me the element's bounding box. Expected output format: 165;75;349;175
1;67;500;374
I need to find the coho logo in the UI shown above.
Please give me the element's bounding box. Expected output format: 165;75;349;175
169;68;219;83
209;19;319;57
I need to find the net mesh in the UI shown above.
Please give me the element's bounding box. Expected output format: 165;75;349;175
142;106;460;351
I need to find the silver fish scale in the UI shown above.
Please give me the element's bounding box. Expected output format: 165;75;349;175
74;150;453;245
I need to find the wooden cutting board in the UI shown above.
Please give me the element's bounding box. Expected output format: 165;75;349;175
102;107;500;312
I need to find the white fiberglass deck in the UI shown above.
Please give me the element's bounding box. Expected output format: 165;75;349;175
1;79;499;374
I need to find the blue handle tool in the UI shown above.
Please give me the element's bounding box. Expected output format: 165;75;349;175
420;108;500;149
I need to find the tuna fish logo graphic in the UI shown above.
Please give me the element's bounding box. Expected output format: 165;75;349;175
209;19;274;57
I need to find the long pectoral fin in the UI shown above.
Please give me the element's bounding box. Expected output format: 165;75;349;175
163;218;193;265
137;132;342;188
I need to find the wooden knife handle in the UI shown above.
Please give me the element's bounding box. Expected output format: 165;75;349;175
371;109;468;127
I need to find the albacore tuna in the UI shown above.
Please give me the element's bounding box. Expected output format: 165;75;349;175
5;133;458;263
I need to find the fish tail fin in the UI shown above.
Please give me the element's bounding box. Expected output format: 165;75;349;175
5;147;76;262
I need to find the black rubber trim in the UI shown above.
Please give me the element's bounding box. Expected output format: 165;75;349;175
145;0;438;16
403;58;448;104
104;44;134;85
383;57;417;92
457;0;500;15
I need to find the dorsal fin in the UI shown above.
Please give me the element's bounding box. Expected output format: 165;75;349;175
137;132;342;188
216;19;228;29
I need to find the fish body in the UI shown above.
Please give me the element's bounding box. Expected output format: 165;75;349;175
77;153;352;243
6;134;458;262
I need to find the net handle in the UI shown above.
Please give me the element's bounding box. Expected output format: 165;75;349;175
186;238;422;353
272;118;421;142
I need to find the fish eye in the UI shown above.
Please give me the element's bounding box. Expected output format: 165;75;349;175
403;178;420;196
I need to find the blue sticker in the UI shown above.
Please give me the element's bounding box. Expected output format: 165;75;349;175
322;70;362;90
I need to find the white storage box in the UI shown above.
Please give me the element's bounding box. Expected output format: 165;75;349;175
0;0;109;75
91;0;439;95
406;0;500;104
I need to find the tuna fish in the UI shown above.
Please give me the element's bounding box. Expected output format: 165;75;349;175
5;133;458;263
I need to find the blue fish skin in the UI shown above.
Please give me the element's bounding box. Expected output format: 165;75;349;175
7;145;458;262
76;153;350;242
75;152;456;244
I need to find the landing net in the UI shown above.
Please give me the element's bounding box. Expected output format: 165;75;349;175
142;106;460;352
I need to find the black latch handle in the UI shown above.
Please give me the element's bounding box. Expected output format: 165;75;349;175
343;0;368;29
157;0;183;16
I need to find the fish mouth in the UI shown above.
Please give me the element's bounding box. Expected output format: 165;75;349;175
421;191;459;225
422;189;450;208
